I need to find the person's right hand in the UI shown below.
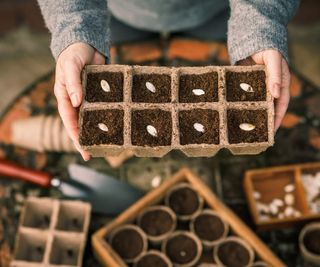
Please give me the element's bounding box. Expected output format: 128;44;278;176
54;42;105;161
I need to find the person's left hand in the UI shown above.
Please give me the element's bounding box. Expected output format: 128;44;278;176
239;49;290;133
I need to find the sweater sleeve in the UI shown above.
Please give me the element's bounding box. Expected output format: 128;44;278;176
227;0;300;64
37;0;110;60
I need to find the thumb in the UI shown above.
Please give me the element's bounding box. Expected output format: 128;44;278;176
262;50;282;99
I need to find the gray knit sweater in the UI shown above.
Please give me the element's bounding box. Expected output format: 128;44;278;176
37;0;299;64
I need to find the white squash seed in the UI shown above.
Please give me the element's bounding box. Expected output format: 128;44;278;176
146;82;156;93
100;79;110;92
192;89;205;96
240;83;254;93
147;125;158;137
284;184;295;193
239;123;255;131
98;123;109;132
193;123;205;133
284;194;295;206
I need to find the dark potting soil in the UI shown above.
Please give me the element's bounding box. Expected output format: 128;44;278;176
110;228;144;260
303;229;320;254
140;209;174;237
179;72;219;103
165;235;198;264
136;254;168;267
132;74;171;103
226;71;266;102
217;241;250;267
227;109;268;144
194;214;225;241
179;109;219;145
131;109;172;146
85;71;124;102
168;187;200;216
80;109;124;146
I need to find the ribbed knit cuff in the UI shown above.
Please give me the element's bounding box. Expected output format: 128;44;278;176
228;23;289;65
50;30;110;61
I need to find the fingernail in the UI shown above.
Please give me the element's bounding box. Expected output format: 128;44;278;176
70;93;80;107
272;84;281;98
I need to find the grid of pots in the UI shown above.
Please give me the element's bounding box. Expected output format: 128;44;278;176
12;198;90;266
106;183;270;267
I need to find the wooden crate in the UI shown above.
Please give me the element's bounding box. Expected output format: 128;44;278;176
92;168;285;267
244;162;320;230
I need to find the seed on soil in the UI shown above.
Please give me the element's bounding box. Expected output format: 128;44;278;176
256;202;269;214
100;79;111;92
284;206;294;217
98;123;109;132
284;194;295;206
146;82;156;93
284;184;295;193
193;123;205;133
253;191;261;199
240;83;254;93
147;125;158;137
239;123;255;131
192;89;205;96
269;204;279;215
272;198;284;207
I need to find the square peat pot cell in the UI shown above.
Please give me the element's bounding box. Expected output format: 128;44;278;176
179;109;220;145
49;234;82;266
132;73;171;103
85;71;124;102
131;109;172;147
227;109;268;144
245;168;309;229
14;230;47;263
21;198;53;229
55;202;89;232
79;109;124;146
226;71;266;102
179;72;219;103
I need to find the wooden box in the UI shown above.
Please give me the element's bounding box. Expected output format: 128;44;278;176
92;168;285;267
244;162;320;230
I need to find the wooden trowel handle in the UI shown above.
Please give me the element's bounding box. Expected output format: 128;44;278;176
0;159;52;188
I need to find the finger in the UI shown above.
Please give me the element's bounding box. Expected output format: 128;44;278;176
54;81;90;161
274;59;290;132
63;59;84;108
263;50;282;99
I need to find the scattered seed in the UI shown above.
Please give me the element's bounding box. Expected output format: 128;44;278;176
284;184;295;193
269;204;279;215
100;79;110;92
151;175;162;188
147;125;158;137
239;123;255;131
98;123;109;132
193;123;205;133
284;206;294;217
256;202;269;214
146;82;156;93
192;89;205;96
284;194;295;206
240;83;254;93
272;198;284;207
253;191;261;200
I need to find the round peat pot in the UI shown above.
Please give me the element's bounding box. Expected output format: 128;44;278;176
162;231;202;267
165;183;204;221
213;237;254;267
252;261;270;267
137;205;177;244
299;222;320;266
109;224;148;264
134;250;172;267
190;209;229;249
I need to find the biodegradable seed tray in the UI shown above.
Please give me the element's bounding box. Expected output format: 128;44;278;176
79;65;274;157
244;162;320;230
92;168;285;267
11;197;91;267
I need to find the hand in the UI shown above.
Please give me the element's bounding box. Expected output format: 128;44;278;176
251;49;290;133
54;42;105;161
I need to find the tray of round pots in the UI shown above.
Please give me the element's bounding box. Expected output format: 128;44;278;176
299;222;320;266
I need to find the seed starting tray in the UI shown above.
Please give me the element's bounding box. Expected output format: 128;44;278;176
11;198;91;267
79;65;274;157
92;168;285;267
